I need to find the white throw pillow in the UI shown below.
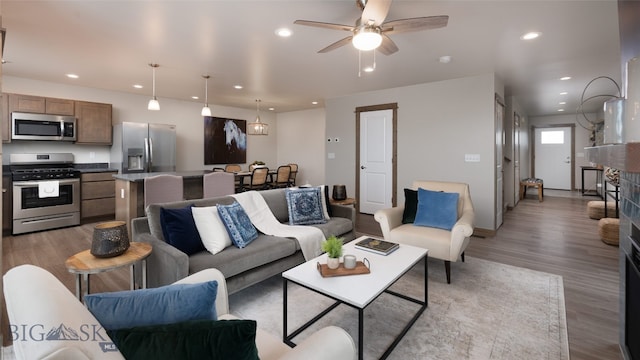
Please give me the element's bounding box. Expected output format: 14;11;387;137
191;206;232;255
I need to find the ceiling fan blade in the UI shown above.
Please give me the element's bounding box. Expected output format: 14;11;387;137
318;36;353;53
294;20;354;32
382;15;449;34
377;34;398;55
361;0;392;25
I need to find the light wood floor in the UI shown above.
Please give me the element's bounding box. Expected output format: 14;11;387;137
1;191;622;359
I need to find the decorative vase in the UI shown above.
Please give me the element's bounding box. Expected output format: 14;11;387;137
332;185;347;200
327;257;340;269
91;221;130;258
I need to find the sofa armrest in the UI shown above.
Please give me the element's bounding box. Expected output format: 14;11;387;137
173;268;229;317
330;204;355;223
374;207;404;239
131;216;151;240
135;233;189;288
278;326;356;360
449;208;475;256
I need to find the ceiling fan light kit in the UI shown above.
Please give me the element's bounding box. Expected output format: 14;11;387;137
352;25;382;51
147;63;160;111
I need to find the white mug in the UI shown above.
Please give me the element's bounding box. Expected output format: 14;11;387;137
343;254;357;269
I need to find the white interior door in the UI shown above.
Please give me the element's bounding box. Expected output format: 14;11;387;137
534;127;572;190
359;109;393;214
495;97;504;229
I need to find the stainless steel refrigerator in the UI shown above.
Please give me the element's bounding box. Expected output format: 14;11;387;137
111;122;177;173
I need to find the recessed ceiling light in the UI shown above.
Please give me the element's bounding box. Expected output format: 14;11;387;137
520;32;541;40
268;107;275;111
133;84;143;89
439;55;452;63
559;101;566;105
560;76;571;81
312;101;318;105
558;109;565;112
560;92;568;95
275;28;292;37
192;96;199;100
234;85;243;89
66;73;79;79
363;66;375;72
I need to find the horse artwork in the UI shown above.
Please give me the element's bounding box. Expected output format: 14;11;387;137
204;117;247;164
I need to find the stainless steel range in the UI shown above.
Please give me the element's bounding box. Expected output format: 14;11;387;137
10;153;81;235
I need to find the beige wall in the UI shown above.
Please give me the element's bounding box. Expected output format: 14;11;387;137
276;108;326;186
3;76;278;170
325;73;501;231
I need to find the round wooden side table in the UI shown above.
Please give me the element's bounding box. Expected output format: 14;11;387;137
65;242;152;302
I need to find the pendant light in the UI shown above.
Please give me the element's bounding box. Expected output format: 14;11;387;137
248;99;268;135
201;75;212;117
147;63;160;111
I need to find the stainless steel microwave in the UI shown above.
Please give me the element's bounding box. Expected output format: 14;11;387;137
11;112;77;141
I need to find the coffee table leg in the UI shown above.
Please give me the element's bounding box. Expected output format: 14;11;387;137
283;277;288;344
358;308;364;360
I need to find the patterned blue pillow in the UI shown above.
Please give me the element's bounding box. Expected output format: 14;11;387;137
217;202;258;248
286;187;327;225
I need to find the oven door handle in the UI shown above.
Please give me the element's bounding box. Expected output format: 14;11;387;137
13;179;80;187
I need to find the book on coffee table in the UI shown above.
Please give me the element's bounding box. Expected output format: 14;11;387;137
354;237;399;256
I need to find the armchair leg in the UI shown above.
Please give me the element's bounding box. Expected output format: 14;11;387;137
444;261;451;284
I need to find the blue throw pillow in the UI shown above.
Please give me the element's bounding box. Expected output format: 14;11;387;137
414;188;459;230
85;280;218;331
286;187;327;225
217;202;258;248
160;205;206;255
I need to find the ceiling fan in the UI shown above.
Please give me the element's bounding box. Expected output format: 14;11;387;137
294;0;448;55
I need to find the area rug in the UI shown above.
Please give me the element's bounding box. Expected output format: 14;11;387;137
229;256;570;360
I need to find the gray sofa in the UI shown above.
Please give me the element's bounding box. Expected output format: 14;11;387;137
131;188;356;294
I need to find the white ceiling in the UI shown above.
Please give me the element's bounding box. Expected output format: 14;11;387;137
1;0;622;117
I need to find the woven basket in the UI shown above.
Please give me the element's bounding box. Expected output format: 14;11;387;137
587;201;618;220
598;217;620;246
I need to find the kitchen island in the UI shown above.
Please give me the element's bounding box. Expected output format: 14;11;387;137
113;171;212;233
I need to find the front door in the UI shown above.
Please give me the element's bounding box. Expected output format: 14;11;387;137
358;109;393;214
534;126;573;190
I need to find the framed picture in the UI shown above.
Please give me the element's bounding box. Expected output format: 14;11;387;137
204;117;247;164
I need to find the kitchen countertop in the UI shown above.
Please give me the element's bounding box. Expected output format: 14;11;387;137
76;168;119;173
113;171;212;182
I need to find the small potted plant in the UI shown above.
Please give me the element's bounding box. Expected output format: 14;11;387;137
321;235;344;269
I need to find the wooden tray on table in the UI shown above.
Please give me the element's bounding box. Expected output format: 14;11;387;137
316;258;370;277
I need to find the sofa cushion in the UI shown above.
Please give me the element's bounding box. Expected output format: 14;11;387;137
217;202;259;248
107;319;258;360
192;205;232;255
259;189;290;222
414;188;459;230
85;281;218;331
188;235;297;278
286;187;327;225
310;217;354;243
147;196;236;242
402;188;418;224
160;205;206;255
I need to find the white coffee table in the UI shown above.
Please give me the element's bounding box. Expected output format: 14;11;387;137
282;236;428;360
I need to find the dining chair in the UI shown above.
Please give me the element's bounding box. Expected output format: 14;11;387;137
144;174;184;208
225;164;242;173
242;167;269;191
203;172;235;198
271;165;292;188
288;163;298;186
212;167;225;172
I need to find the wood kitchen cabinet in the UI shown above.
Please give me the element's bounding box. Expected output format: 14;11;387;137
1;93;9;142
9;94;74;115
81;171;117;220
75;101;112;145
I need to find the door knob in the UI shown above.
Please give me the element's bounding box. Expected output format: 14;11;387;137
360;166;366;169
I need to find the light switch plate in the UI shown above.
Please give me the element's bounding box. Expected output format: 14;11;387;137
464;154;481;162
328;153;335;159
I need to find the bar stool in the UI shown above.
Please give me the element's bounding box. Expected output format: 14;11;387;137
144;174;184;208
203;172;235;198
